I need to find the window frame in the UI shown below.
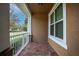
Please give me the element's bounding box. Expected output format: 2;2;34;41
48;3;67;49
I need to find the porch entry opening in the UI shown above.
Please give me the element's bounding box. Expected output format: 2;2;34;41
9;4;29;55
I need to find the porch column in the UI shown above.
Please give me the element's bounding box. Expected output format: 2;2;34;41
27;16;32;42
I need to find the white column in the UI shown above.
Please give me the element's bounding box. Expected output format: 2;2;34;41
27;16;32;35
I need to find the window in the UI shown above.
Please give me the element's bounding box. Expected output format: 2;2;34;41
50;4;63;39
48;4;67;49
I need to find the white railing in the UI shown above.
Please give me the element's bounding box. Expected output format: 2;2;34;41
10;32;29;55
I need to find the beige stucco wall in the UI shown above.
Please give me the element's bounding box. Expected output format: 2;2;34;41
48;39;68;55
0;4;10;52
32;13;48;44
67;3;79;56
48;3;79;56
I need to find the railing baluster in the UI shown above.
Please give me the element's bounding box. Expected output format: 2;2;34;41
10;32;29;55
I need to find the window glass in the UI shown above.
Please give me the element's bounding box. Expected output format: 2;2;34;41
55;21;63;39
55;4;63;22
50;25;54;36
50;13;54;24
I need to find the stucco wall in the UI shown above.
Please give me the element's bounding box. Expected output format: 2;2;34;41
48;39;68;55
48;3;79;56
32;13;48;43
0;4;10;52
67;4;79;56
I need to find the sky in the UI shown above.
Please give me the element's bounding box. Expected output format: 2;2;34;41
10;3;26;25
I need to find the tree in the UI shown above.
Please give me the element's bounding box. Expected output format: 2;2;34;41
23;24;27;31
10;10;21;32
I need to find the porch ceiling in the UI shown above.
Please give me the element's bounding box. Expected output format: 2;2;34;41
26;3;54;14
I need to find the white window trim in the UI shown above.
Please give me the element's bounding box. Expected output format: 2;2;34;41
48;3;67;49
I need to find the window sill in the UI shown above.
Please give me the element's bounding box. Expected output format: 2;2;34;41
48;35;67;49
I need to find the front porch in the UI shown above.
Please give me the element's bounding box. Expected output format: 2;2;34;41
0;3;79;56
0;3;58;56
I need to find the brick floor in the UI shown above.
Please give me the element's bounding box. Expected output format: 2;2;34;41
18;42;58;56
